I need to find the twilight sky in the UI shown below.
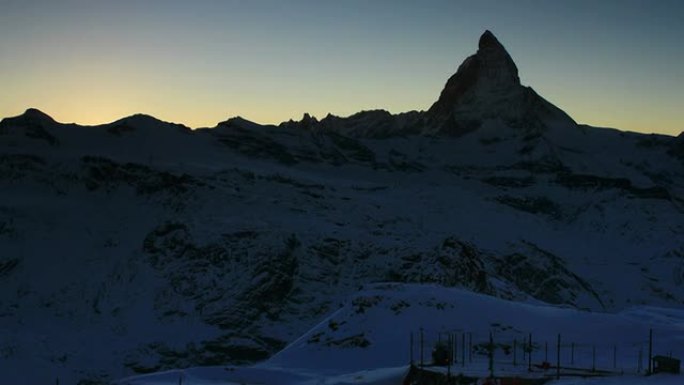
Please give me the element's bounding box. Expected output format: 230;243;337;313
1;0;682;135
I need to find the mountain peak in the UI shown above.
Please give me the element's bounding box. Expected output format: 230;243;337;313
114;113;164;126
107;113;190;134
0;107;56;127
426;30;573;135
19;108;56;124
426;30;520;126
0;108;59;145
216;116;264;132
473;29;520;90
478;30;500;50
427;31;521;120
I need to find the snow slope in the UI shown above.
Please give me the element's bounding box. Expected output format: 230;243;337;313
120;283;684;384
269;283;684;373
0;31;682;384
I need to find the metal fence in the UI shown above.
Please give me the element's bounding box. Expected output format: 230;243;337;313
409;327;675;380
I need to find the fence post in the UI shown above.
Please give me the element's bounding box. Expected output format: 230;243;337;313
571;342;575;366
489;332;494;378
454;332;458;364
545;341;548;362
513;339;517;366
556;334;561;380
522;337;526;362
410;331;414;365
420;327;424;369
462;332;466;368
469;332;473;363
648;329;653;375
528;332;532;372
447;334;452;379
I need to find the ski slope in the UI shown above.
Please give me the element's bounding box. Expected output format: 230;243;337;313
119;284;684;384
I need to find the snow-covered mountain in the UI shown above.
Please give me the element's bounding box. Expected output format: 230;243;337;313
1;31;683;384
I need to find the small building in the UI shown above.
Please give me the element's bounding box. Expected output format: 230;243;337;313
431;342;450;366
653;355;680;374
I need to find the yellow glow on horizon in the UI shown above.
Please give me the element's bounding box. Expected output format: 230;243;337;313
1;97;681;136
0;58;680;135
1;1;682;137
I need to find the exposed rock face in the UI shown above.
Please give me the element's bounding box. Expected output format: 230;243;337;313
271;31;575;138
429;30;520;116
427;30;575;136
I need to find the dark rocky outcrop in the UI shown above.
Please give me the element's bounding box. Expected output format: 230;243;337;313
0;108;60;145
426;31;576;136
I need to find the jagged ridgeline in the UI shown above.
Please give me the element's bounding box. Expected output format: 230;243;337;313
0;31;683;384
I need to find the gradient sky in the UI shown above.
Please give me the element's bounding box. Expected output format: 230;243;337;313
1;0;682;135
